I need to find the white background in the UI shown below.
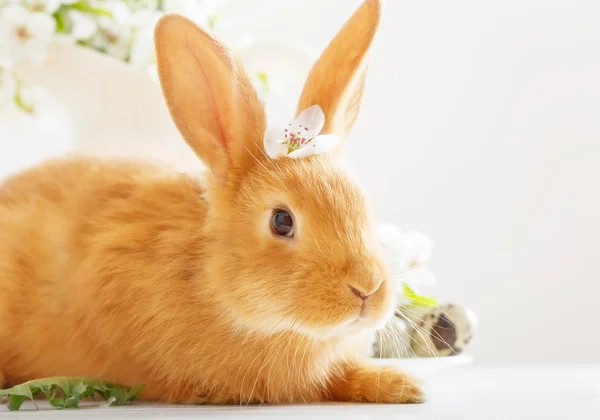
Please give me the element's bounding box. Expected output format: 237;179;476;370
3;0;600;365
222;0;600;364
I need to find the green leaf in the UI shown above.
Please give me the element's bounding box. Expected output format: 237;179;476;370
107;387;128;405
0;377;144;411
71;381;88;398
39;383;55;393
48;396;65;408
256;71;270;93
124;384;145;402
69;1;113;18
13;92;33;114
53;7;71;34
403;283;438;308
7;395;28;411
64;396;80;408
0;383;34;400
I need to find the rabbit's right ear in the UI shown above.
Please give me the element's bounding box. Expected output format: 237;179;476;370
155;15;266;182
296;0;381;139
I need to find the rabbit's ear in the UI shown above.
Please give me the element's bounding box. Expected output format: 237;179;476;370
155;15;266;181
296;0;380;138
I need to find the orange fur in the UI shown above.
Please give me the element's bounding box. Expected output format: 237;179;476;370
0;0;424;404
297;0;380;137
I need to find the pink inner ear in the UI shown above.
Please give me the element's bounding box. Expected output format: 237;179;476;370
157;15;267;176
185;35;230;154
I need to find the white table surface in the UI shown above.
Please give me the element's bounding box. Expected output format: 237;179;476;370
2;366;599;419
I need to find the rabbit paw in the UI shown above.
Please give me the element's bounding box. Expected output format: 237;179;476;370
328;363;426;404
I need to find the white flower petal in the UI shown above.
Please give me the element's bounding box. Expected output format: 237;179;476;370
410;266;437;287
47;0;62;14
23;0;62;14
263;125;287;158
287;134;340;159
102;2;132;24
68;10;97;40
28;12;56;41
403;231;434;264
1;5;29;24
395;267;437;292
290;104;325;139
91;19;132;60
310;134;340;151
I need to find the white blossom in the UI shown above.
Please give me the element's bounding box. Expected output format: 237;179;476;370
22;0;62;14
378;224;437;293
90;17;132;60
0;4;56;65
264;105;340;159
68;9;98;41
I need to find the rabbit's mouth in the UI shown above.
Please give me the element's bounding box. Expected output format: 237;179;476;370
351;309;393;332
279;277;398;340
303;319;385;341
296;303;395;340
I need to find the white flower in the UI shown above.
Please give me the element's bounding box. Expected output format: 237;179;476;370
86;1;135;60
95;1;132;24
0;5;56;65
264;105;340;159
90;18;132;60
0;64;18;106
21;0;62;14
67;9;98;41
378;224;437;292
402;231;434;265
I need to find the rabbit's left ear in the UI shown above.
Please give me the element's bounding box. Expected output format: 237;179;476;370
155;15;266;182
296;0;381;139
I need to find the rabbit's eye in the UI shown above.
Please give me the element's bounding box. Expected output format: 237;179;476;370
271;209;294;237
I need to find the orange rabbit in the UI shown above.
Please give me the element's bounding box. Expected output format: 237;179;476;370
0;0;424;404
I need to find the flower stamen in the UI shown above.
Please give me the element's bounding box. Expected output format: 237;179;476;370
264;105;340;159
15;26;32;41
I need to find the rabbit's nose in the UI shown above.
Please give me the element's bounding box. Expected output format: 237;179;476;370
349;285;371;301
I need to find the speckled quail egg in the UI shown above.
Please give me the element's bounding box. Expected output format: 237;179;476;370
410;303;477;357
